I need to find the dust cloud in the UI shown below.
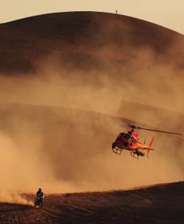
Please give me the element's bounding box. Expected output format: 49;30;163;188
0;15;184;205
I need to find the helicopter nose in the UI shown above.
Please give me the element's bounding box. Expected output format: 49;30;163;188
112;142;116;149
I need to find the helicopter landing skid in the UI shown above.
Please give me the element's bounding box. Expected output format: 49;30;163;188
112;146;123;155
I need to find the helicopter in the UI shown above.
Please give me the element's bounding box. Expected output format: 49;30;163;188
112;123;182;159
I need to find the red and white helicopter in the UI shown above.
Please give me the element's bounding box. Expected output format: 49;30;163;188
112;123;182;159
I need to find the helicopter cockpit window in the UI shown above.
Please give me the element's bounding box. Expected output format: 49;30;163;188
123;134;131;141
117;133;125;139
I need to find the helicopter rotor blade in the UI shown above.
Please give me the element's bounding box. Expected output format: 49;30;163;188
122;122;138;130
122;122;182;136
137;127;182;136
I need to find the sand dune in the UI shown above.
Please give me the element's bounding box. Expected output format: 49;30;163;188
0;181;184;223
0;11;183;223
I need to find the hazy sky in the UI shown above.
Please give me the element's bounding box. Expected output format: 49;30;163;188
1;0;184;34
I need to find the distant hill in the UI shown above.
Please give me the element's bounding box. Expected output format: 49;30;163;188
0;11;184;75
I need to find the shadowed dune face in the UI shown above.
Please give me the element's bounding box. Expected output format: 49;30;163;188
0;12;183;200
1;12;184;75
1;182;184;224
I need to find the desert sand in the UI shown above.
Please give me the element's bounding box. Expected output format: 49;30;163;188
0;181;184;223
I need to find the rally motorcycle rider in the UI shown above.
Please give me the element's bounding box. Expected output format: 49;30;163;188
34;188;44;208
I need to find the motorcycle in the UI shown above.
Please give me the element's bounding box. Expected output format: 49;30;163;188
34;195;44;208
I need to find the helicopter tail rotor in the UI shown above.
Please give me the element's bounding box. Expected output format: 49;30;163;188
147;136;155;158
